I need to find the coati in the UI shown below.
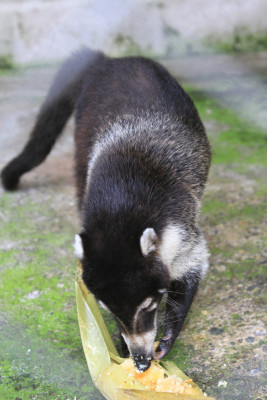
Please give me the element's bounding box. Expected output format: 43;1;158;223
1;49;211;372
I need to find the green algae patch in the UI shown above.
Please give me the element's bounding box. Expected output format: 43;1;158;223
112;34;156;58
0;190;121;398
0;191;121;349
0;194;79;347
202;197;267;226
0;359;70;400
212;29;267;53
186;88;267;167
0;55;16;71
165;340;194;373
0;322;102;400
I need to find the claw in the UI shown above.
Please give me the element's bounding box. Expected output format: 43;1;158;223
154;332;174;360
154;349;165;360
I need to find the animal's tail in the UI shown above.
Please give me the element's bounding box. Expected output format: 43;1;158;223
1;48;105;190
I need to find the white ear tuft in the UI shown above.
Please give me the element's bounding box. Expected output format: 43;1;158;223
140;228;157;256
74;234;83;259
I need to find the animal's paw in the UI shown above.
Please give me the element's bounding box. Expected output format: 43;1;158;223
154;332;174;360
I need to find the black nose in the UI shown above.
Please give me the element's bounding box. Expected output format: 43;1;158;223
133;355;151;372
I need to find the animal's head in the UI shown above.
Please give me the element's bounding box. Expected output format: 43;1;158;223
75;227;170;371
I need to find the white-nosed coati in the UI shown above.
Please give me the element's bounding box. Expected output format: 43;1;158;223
1;49;211;372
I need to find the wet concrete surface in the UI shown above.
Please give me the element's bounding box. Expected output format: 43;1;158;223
165;52;267;134
0;53;267;399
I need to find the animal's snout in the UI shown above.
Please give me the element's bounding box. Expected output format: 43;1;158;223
132;354;152;372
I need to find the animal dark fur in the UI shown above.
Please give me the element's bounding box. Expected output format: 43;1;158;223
1;49;211;371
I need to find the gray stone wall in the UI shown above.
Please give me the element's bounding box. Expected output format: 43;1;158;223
0;0;267;65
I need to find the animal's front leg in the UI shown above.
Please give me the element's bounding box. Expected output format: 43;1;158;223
154;274;200;359
120;331;129;357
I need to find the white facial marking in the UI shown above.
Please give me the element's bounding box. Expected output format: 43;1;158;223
133;297;157;329
120;296;159;358
158;288;167;294
121;330;157;356
147;302;157;312
140;297;153;309
74;234;83;259
140;228;157;256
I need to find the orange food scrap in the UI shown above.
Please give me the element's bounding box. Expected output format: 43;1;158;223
121;359;204;395
121;359;164;390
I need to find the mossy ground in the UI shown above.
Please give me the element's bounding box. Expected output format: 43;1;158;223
0;63;266;400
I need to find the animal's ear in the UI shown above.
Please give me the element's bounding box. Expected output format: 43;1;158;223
74;232;90;259
74;234;84;259
140;228;158;256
